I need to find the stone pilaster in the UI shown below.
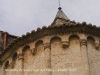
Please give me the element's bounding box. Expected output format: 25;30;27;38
18;53;24;75
80;39;90;75
44;43;51;75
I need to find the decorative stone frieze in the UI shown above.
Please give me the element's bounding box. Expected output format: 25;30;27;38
62;41;69;48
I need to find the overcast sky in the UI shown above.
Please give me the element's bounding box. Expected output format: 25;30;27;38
0;0;100;36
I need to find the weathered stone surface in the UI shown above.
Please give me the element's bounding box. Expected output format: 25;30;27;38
0;33;100;75
87;38;100;75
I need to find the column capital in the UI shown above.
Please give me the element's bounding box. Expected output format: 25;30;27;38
44;43;51;49
80;39;87;46
62;41;69;48
18;53;24;60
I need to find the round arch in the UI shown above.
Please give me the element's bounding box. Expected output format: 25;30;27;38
69;35;80;41
50;36;62;43
87;36;95;42
35;40;43;47
22;45;30;52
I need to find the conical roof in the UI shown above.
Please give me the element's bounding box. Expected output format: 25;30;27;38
51;7;70;26
56;7;69;20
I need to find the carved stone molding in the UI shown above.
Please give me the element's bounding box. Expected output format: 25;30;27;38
80;39;87;46
18;53;24;60
62;41;69;48
44;43;51;49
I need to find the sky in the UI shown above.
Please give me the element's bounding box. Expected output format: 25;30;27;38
0;0;100;36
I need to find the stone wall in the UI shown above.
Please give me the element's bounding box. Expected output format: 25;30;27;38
1;34;100;75
87;36;100;75
50;35;85;75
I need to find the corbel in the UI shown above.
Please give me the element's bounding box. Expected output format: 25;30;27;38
80;39;87;46
18;53;24;60
44;43;51;50
62;41;69;48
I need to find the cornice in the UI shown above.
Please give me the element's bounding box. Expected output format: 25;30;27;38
0;21;100;58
